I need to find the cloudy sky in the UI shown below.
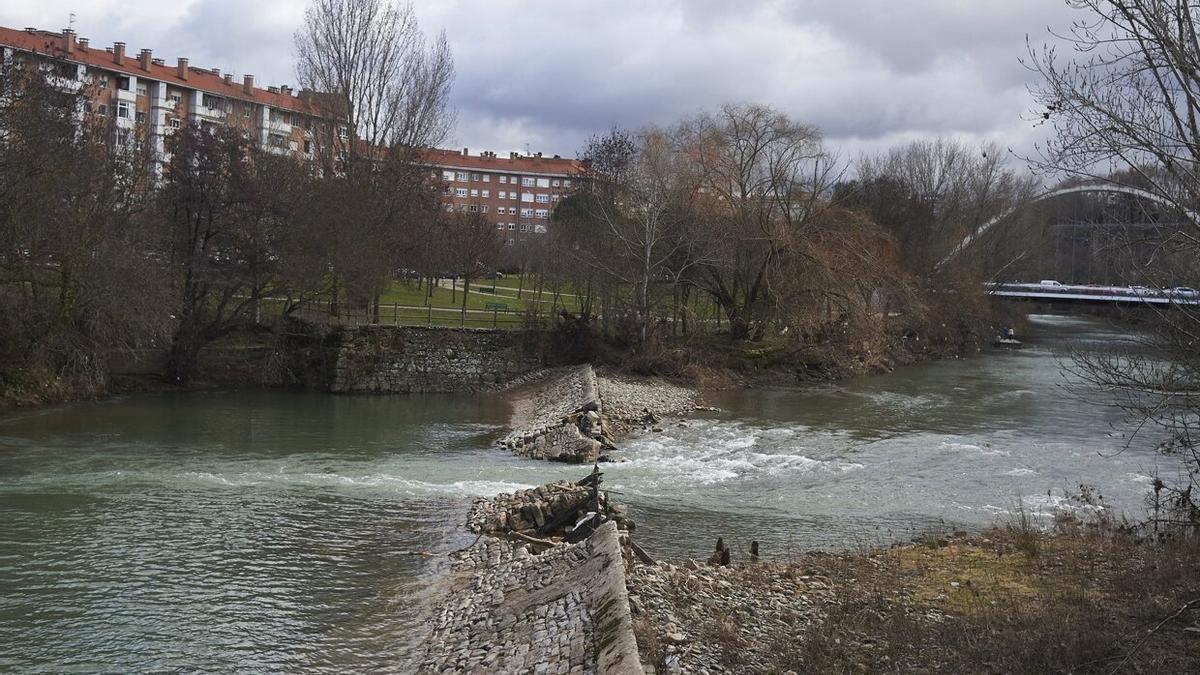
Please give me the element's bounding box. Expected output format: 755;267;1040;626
1;0;1081;161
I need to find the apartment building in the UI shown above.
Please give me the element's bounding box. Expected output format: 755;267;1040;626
428;147;583;243
0;26;346;167
0;25;580;242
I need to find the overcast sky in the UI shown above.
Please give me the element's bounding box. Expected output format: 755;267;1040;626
1;0;1081;162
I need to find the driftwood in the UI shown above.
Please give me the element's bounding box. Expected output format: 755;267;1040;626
630;540;656;565
750;540;760;562
707;537;731;566
511;531;557;549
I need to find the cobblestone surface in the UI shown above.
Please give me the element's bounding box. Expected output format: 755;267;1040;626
596;374;699;436
626;560;830;674
417;522;643;674
501;365;605;463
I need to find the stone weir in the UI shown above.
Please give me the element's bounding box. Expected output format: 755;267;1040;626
500;365;612;464
416;478;643;674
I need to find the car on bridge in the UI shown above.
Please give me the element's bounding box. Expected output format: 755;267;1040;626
1039;279;1064;287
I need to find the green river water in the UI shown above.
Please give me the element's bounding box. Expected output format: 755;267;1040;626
0;314;1170;671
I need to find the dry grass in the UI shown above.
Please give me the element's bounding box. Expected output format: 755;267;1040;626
774;522;1200;673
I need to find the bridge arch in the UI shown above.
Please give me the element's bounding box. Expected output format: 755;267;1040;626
939;182;1197;268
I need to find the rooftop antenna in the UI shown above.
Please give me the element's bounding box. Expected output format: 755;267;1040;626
524;143;531;157
68;13;76;30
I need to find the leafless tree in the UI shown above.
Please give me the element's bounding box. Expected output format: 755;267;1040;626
295;0;455;166
294;0;456;319
1028;0;1200;527
678;103;842;340
851;139;1042;283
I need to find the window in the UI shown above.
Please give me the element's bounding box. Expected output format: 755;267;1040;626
563;180;572;187
98;75;109;88
521;177;536;187
457;204;468;212
97;103;108;116
520;224;530;232
304;140;312;154
455;188;468;197
471;173;480;181
470;189;478;197
499;176;507;184
521;193;534;203
135;111;146;124
116;101;130;119
481;205;489;213
169;117;180;129
442;170;455;181
551;195;560;203
507;207;516;215
53;62;76;79
508;223;515;230
338;126;348;139
202;94;225;111
509;192;517;200
496;222;505;229
482;175;490;182
536;178;550;188
535;194;549;203
521;208;534;218
455;171;468;181
136;84;147;97
535;209;549;219
498;191;507;199
269;134;288;148
552;179;560;187
510;176;518;183
469;204;478;212
116;76;130;91
169;92;182;105
481;190;490;198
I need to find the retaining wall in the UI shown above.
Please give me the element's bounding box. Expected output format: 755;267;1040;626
331;326;541;393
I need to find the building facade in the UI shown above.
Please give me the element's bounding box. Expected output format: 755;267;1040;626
0;26;346;168
427;148;583;244
0;26;580;243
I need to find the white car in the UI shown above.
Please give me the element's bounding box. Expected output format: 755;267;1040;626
1039;279;1063;287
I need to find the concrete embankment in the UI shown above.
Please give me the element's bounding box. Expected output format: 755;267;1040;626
417;521;642;675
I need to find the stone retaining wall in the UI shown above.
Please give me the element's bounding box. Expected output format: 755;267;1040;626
417;522;643;674
331;326;541;393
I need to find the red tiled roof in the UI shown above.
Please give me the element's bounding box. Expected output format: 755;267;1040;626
424;148;584;176
0;26;336;118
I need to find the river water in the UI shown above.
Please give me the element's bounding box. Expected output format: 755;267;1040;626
0;315;1170;671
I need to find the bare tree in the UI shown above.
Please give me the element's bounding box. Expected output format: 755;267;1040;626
560;126;698;344
678;103;841;340
1028;0;1200;527
294;0;456;319
295;0;455;166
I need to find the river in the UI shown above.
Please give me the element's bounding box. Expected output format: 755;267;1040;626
0;314;1169;672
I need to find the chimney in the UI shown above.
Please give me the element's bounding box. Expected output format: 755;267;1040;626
152;58;164;66
138;49;152;71
267;85;279;94
113;42;125;65
510;152;517;159
62;28;75;53
243;74;254;95
280;85;291;95
78;37;89;49
24;27;36;33
224;74;233;84
176;57;188;80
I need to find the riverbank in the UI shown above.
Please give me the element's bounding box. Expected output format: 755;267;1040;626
628;518;1200;673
